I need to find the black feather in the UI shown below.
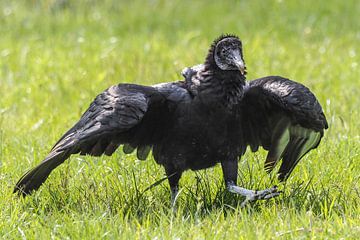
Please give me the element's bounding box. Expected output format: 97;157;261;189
14;35;327;199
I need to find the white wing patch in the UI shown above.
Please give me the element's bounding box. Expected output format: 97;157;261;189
297;130;321;161
267;124;321;175
286;126;321;175
276;126;290;158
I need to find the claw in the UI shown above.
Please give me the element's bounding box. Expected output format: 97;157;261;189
263;192;280;200
228;185;281;207
226;182;282;207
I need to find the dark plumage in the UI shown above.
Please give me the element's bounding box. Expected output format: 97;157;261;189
14;35;328;205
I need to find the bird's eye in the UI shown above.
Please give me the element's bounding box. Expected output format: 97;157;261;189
221;49;226;54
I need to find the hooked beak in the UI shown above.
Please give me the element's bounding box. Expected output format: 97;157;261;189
234;59;246;75
231;51;246;75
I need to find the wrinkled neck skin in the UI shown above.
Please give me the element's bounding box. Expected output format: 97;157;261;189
197;61;246;110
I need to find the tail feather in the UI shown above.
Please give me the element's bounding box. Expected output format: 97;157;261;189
14;150;71;196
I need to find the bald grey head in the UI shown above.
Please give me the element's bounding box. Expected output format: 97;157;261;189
214;36;246;75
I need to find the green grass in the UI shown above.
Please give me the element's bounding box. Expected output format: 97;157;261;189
1;0;360;239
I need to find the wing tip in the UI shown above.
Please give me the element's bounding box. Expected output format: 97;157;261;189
13;172;38;197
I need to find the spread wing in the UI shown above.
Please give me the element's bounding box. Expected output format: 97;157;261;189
15;83;188;195
241;76;328;181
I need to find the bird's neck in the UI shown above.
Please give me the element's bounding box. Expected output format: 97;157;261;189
199;67;246;108
216;70;246;106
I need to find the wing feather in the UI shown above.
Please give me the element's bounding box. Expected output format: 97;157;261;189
14;84;169;195
242;76;328;180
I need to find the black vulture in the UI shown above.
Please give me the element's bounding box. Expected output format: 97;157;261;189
14;35;328;206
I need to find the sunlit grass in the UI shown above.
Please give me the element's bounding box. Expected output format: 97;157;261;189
1;0;360;239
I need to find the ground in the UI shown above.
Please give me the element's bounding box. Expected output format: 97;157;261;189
0;0;359;239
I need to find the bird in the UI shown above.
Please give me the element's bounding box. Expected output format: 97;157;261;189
14;34;328;207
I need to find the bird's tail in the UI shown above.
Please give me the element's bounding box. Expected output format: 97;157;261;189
14;150;71;196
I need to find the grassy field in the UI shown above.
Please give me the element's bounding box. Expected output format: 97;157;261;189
1;0;360;239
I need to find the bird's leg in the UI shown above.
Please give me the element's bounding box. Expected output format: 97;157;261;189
221;159;280;207
170;185;179;208
165;168;182;209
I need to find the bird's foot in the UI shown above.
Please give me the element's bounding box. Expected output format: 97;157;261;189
227;184;281;207
240;186;280;207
